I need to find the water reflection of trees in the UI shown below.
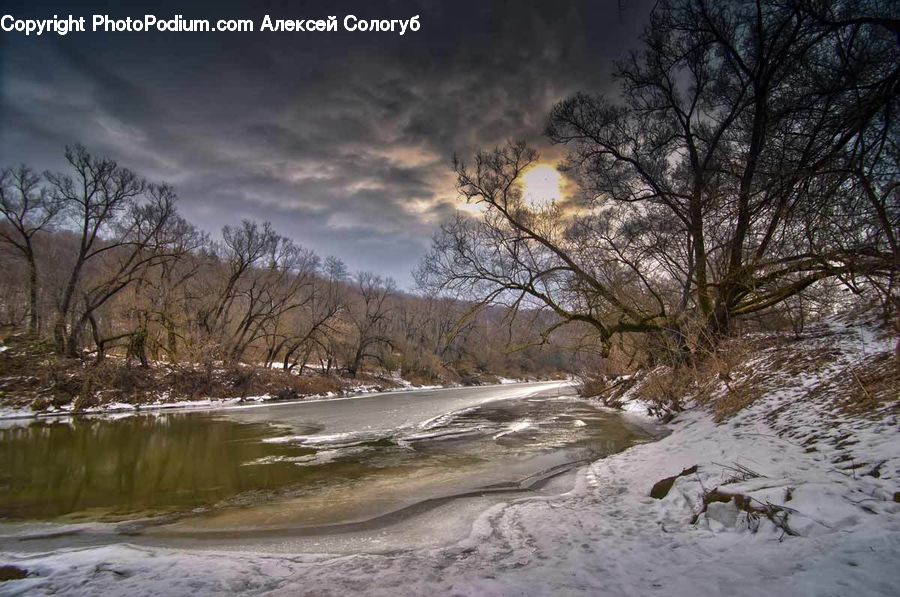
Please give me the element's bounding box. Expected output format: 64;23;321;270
0;415;309;519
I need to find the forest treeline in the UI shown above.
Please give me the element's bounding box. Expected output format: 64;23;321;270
0;146;573;385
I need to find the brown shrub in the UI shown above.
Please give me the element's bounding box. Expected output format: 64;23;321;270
1;341;359;411
638;367;695;419
403;369;443;387
577;374;638;408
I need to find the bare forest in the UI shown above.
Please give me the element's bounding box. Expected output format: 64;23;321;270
0;147;577;410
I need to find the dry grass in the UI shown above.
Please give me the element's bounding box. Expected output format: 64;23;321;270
0;334;371;412
706;380;765;422
701;328;897;421
819;353;900;418
638;367;695;418
690;333;863;421
632;336;763;421
402;370;444;387
765;344;842;377
618;326;894;422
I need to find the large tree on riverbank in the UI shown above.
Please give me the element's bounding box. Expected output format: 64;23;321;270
0;166;63;334
45;145;194;357
419;0;899;356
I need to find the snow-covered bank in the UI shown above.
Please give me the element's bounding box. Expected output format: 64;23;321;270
1;321;896;596
0;333;561;423
0;379;564;426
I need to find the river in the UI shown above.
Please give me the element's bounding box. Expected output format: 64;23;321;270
0;381;654;554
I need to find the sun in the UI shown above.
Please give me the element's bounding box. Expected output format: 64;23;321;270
520;164;562;207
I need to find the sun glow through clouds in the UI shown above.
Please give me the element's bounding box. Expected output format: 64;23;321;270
520;164;562;207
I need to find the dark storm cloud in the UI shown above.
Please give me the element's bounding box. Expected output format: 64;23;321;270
0;0;652;286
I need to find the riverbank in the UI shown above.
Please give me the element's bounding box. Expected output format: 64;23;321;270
0;377;552;425
0;333;548;421
1;318;897;596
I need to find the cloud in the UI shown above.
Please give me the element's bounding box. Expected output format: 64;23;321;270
0;0;652;286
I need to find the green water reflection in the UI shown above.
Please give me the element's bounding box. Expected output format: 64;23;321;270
0;415;314;520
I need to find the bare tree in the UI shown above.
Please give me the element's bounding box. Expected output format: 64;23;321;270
227;239;319;363
418;142;663;356
0;165;63;333
110;215;207;366
45;145;186;356
347;272;396;376
277;256;348;373
200;220;282;339
0;146;590;383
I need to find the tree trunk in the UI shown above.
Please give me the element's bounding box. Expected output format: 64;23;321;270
128;329;149;368
703;301;734;351
166;325;178;363
55;257;85;355
349;346;364;377
64;327;82;358
88;314;104;364
26;250;39;335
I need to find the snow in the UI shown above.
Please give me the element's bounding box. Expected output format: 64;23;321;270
1;321;897;596
492;419;532;439
263;431;384;448
417;406;480;430
497;377;524;384
4;379;571;431
0;395;277;425
0;379;545;425
0;406;30;422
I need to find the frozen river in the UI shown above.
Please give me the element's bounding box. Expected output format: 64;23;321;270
0;381;653;553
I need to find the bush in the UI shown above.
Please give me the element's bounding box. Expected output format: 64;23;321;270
576;373;636;408
638;367;693;420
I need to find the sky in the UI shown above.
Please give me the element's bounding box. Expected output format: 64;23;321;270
0;0;653;288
